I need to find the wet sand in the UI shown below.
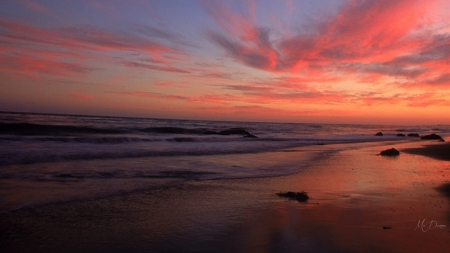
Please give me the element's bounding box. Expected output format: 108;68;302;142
403;142;450;161
1;140;450;252
402;141;450;215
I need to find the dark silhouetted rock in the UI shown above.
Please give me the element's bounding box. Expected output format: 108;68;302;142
375;132;383;136
437;183;450;198
277;191;309;202
397;133;405;137
380;148;400;156
244;133;257;138
407;133;420;137
421;134;443;140
383;226;392;230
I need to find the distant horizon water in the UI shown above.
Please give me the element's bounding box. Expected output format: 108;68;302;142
2;110;450;127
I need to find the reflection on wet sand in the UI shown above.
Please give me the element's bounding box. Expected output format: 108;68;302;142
226;142;450;253
1;141;449;252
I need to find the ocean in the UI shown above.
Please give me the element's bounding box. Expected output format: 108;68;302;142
0;111;448;214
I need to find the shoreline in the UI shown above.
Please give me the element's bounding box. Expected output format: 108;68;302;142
1;139;450;252
402;141;450;199
402;142;450;161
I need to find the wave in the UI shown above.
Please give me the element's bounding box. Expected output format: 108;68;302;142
142;126;206;134
0;146;265;165
0;122;124;135
0;136;157;144
0;134;256;144
0;135;403;166
141;127;254;136
0;123;257;138
29;170;219;181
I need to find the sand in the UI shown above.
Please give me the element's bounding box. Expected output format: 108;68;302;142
1;140;449;252
403;142;450;161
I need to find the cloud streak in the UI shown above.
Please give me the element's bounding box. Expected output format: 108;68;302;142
205;0;450;89
0;18;189;78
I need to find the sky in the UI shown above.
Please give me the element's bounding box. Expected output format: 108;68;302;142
1;0;450;125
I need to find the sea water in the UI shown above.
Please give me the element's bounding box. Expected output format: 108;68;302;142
0;112;448;213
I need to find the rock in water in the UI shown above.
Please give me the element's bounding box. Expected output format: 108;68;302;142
397;133;405;137
375;132;383;136
420;134;443;140
277;191;309;202
380;148;400;156
407;133;420;137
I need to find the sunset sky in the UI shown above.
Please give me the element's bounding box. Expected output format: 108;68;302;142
1;0;450;124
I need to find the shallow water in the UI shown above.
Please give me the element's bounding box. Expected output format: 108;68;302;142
1;141;449;253
2;112;448;213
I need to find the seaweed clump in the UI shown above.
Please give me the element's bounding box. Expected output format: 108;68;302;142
277;191;309;202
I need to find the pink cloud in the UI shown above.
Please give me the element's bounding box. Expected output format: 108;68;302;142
71;93;93;100
154;81;187;88
113;90;240;106
19;0;47;12
205;0;450;89
0;18;190;79
0;53;97;79
285;0;294;15
404;93;450;107
112;91;190;102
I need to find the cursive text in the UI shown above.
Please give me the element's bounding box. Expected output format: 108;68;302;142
415;219;447;232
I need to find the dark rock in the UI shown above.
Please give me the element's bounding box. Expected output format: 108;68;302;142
383;226;392;230
375;132;383;136
421;134;443;140
397;133;405;137
407;133;420;137
437;183;450;198
380;148;400;156
277;191;309;202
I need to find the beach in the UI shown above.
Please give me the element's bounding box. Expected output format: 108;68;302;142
1;138;449;252
3;0;450;252
4;0;450;251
